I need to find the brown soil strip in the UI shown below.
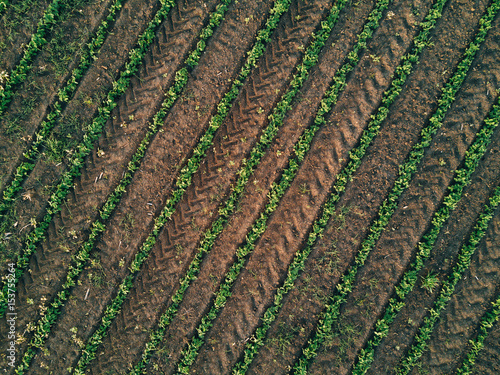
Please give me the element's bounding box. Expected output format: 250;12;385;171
23;0;275;373
0;0;124;190
212;0;495;374
305;3;497;374
0;0;51;72
86;1;336;373
0;0;160;272
173;0;449;373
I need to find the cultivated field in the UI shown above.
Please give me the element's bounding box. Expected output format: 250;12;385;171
0;0;499;373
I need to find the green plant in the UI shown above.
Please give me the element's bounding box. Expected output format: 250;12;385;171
419;271;439;294
0;0;126;249
351;3;500;372
456;291;500;375
269;322;300;356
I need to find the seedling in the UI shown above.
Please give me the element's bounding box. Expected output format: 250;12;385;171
420;271;440;294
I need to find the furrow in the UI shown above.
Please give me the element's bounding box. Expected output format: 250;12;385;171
2;1;498;374
0;0;163;316
87;0;329;372
146;0;378;373
290;0;499;373
0;0;221;370
29;0;291;372
353;11;500;375
318;11;500;375
367;70;500;374
470;310;500;375
120;0;367;372
0;0;124;270
0;0;188;372
0;0;156;270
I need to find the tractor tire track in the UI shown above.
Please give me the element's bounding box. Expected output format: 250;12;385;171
177;0;442;373
87;0;333;372
26;0;274;372
0;0;160;275
0;0;217;367
145;1;378;374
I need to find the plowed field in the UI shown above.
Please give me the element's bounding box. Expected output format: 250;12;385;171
1;0;499;374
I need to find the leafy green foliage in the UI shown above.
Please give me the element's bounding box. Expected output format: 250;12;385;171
419;271;440;294
140;0;393;372
396;184;500;375
0;0;127;318
289;0;500;372
457;290;500;375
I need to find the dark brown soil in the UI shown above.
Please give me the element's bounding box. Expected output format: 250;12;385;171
0;0;499;374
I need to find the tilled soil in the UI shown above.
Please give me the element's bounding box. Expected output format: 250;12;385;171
0;0;499;374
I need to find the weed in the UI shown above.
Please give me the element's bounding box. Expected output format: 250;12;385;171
420;271;439;294
269;322;300;356
298;183;310;195
120;213;135;244
332;205;352;230
316;241;340;276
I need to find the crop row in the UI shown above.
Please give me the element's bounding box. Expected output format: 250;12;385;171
0;0;178;320
69;0;297;373
0;0;125;237
394;99;500;374
12;0;235;372
294;0;499;373
158;0;394;373
0;0;64;115
229;0;448;373
457;288;500;375
354;3;500;374
130;0;353;369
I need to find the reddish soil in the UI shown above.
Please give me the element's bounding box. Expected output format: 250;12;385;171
0;0;499;374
